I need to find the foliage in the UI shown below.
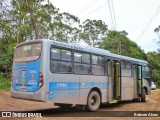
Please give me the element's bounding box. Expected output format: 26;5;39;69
0;72;11;90
100;30;147;60
80;19;108;47
0;79;11;90
147;52;160;86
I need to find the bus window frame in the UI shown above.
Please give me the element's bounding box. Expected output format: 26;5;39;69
50;45;73;74
121;60;132;77
91;54;106;76
73;50;91;75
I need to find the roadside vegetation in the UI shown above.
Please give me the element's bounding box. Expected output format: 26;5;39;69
0;0;160;89
0;73;11;90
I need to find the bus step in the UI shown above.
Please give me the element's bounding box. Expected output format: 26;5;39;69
109;100;118;104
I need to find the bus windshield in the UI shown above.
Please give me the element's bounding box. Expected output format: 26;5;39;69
14;43;41;62
142;66;151;78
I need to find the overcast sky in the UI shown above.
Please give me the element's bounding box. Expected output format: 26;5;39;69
50;0;160;53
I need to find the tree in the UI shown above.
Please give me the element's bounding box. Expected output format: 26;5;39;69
147;52;160;87
154;25;160;52
100;30;147;60
80;19;108;47
54;12;80;42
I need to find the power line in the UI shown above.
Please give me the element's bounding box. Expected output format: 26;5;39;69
79;0;97;16
136;6;160;42
107;0;115;30
111;0;117;29
80;2;108;19
78;0;96;14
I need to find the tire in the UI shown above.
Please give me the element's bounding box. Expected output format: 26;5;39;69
87;91;101;112
141;88;146;102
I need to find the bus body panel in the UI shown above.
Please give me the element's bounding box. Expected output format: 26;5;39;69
11;40;48;101
121;77;134;100
47;74;80;104
47;73;108;105
10;86;47;101
12;59;40;92
79;75;108;104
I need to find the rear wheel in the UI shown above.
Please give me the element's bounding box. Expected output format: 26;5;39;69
141;88;146;102
87;91;100;112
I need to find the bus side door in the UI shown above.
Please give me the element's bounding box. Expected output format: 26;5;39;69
107;60;121;102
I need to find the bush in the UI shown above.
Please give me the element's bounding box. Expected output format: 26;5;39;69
0;72;11;90
156;80;160;89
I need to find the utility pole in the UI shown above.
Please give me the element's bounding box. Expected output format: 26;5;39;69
116;36;121;55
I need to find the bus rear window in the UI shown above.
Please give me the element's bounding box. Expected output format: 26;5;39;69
14;43;41;62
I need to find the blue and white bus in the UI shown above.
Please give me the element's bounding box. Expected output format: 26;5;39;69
11;39;151;111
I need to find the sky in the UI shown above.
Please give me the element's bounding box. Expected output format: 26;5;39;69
50;0;160;53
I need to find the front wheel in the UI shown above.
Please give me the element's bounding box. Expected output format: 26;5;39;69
87;91;100;112
141;88;146;102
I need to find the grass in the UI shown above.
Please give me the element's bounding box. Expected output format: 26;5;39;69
0;77;11;90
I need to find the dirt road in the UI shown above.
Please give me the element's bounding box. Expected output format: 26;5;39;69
0;89;160;120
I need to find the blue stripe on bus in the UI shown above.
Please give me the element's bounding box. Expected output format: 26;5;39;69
48;81;108;101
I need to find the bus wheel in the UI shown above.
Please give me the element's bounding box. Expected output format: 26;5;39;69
87;91;100;112
141;88;146;102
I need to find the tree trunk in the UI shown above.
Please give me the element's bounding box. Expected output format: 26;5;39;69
24;0;40;39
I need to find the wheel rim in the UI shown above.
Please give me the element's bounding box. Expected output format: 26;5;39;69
91;96;97;106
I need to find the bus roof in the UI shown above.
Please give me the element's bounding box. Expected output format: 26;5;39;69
18;39;148;65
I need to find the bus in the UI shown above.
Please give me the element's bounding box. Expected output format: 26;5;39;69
11;39;151;111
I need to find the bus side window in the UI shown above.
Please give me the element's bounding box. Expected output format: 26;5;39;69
51;48;60;60
61;49;71;61
74;52;81;63
74;52;91;74
50;47;72;73
92;55;98;64
107;61;112;76
82;53;90;64
121;61;131;77
92;55;105;75
51;61;72;73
